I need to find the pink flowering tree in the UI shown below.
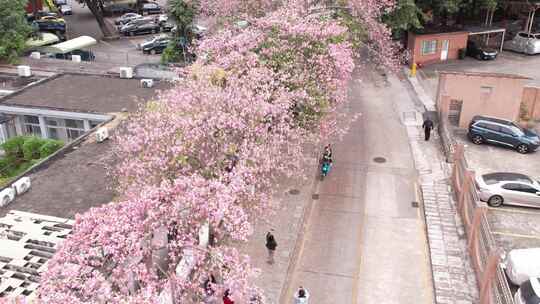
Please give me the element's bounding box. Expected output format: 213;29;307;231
38;0;399;303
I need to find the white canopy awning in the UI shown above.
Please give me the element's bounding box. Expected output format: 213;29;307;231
43;36;97;54
26;32;60;49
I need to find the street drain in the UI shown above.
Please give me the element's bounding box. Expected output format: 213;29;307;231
289;189;300;195
373;157;386;163
312;194;319;200
411;201;419;208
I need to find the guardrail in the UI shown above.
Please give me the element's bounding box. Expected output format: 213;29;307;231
451;144;514;304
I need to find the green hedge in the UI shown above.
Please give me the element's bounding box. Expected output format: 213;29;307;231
0;136;64;179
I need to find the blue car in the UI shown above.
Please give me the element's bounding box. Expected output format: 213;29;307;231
468;115;540;154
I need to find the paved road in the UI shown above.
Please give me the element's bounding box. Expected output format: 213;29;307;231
282;69;434;303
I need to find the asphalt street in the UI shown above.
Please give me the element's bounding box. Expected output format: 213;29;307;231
283;69;434;304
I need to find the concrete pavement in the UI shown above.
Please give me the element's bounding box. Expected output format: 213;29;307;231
276;68;435;304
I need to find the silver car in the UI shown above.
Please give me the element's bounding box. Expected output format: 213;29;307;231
475;172;540;207
504;31;540;55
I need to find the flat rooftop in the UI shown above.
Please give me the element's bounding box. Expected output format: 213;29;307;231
0;135;116;219
1;74;170;114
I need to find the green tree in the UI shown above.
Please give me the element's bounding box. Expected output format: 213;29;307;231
162;0;198;63
0;0;33;63
383;0;425;33
416;0;464;25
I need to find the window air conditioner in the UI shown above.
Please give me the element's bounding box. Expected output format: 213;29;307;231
0;188;16;207
141;79;154;88
96;127;109;143
119;67;133;79
12;177;31;195
17;65;32;77
71;55;81;62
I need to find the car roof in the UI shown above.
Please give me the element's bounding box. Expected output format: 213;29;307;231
482;172;533;185
471;115;515;126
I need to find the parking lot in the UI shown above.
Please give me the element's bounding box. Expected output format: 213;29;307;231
455;131;540;252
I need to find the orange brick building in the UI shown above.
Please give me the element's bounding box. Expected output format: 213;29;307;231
408;30;469;66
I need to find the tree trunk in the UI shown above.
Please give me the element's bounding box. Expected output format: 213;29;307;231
85;0;115;38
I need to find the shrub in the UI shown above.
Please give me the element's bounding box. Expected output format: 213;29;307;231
1;136;28;159
39;140;63;158
22;137;46;161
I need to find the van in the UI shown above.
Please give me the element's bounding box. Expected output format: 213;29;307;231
514;277;540;304
503;248;540;286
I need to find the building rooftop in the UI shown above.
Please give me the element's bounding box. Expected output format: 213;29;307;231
440;71;531;80
1;74;169;114
0;134;117;219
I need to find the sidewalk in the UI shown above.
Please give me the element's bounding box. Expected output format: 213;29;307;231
236;169;317;304
402;68;479;304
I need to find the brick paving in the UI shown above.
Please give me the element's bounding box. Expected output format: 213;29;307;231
404;72;479;304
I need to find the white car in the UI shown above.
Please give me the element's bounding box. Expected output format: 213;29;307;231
475;172;540;208
504;31;540;55
60;5;72;15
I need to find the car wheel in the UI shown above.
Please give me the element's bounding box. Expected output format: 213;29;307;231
150;49;156;55
471;134;484;145
488;195;504;207
129;31;135;36
516;144;529;154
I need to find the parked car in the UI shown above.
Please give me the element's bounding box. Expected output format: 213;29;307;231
504;31;540;55
468;115;540;153
466;40;498;60
33;19;66;34
475;172;540;207
59;5;72;15
26;11;59;22
502;248;540;286
54;0;67;6
104;2;137;15
140;35;170;54
48;49;95;61
120;21;160;36
515;277;540;304
39;15;65;23
140;2;162;15
115;13;141;25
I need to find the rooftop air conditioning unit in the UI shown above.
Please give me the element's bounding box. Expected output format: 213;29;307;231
141;79;154;88
17;65;32;77
12;177;31;195
119;67;133;79
96;127;109;143
30;52;41;59
0;188;16;207
71;55;81;63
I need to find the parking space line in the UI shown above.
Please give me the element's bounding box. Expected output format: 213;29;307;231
492;231;540;240
487;207;540;216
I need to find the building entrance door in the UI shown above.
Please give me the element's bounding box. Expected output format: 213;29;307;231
440;40;449;60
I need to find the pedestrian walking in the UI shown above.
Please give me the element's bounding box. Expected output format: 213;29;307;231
422;118;434;141
223;289;234;304
293;286;310;304
265;230;277;264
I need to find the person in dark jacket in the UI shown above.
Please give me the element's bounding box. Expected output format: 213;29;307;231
265;230;277;264
422;118;434;141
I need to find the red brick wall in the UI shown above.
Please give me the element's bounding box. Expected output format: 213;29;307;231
409;31;469;66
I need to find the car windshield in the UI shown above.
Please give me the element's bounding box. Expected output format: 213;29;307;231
482;173;532;185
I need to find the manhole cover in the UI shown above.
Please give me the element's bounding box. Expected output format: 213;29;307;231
289;189;300;195
373;157;386;163
312;194;319;200
411;201;419;208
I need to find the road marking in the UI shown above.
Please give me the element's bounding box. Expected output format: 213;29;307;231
487;206;540;215
415;182;435;304
351;174;369;304
492;231;540;240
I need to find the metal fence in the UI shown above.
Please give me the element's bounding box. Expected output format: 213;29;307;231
91;50;161;66
452;144;514;304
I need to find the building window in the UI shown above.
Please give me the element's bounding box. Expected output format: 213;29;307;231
64;119;85;140
89;120;101;129
23;115;41;137
421;40;437;55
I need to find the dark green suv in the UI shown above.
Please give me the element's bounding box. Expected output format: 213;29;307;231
468;115;540;154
